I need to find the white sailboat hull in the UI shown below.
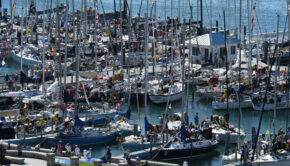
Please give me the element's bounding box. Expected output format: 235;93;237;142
253;101;290;111
149;92;183;104
12;51;41;66
212;100;252;110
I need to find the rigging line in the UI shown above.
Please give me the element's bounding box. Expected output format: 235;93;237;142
251;14;280;162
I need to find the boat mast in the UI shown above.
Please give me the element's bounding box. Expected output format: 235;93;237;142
273;14;280;136
247;0;253;91
238;0;242;150
93;0;98;71
228;0;232;77
223;11;229;125
71;0;75;83
42;0;46;96
144;0;149;117
20;0;24;72
287;0;290;132
74;0;80;117
64;0;69;90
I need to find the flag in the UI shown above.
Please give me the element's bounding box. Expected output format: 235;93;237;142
60;7;68;27
180;124;187;142
144;116;151;132
11;2;17;25
150;0;156;18
125;107;131;120
1;59;5;66
251;3;256;33
29;0;36;15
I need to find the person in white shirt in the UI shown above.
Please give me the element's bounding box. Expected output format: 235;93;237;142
74;145;80;156
87;148;92;159
65;143;71;157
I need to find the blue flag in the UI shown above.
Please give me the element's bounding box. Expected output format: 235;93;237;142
125;107;131;119
144;116;151;131
180;124;187;142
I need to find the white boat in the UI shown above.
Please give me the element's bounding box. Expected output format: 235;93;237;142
121;134;165;152
149;82;183;104
196;85;222;99
12;48;41;66
252;93;290;111
212;95;252;110
202;121;246;144
110;121;141;136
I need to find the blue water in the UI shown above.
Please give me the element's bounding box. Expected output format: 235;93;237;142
1;0;287;32
0;0;288;75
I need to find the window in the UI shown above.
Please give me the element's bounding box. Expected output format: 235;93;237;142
192;47;200;55
231;46;236;54
220;47;227;56
204;48;209;59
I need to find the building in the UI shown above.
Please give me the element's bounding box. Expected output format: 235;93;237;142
186;32;239;66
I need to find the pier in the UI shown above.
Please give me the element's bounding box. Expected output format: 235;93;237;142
0;141;179;166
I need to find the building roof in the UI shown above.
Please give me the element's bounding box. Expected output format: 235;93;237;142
186;32;239;47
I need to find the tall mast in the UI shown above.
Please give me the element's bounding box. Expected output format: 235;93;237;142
238;0;242;150
119;0;123;70
247;0;253;91
72;0;75;83
84;0;87;37
273;14;280;136
20;0;24;72
209;0;212;65
144;0;149;117
94;0;99;71
42;0;46;96
10;0;12;18
74;0;80;117
223;10;229;121
287;0;290;132
200;0;203;29
228;0;232;76
64;0;69;90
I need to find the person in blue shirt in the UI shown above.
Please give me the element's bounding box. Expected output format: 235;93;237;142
240;144;245;164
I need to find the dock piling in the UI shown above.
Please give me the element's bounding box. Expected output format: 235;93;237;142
46;153;55;166
93;159;102;166
70;156;79;166
224;132;230;155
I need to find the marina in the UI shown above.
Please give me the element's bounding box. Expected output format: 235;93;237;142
0;0;290;166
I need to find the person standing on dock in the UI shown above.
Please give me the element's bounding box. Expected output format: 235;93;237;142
65;143;71;157
124;149;131;166
105;146;111;164
74;145;80;156
17;143;22;157
56;141;62;156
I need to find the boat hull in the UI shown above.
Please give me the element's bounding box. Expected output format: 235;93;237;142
47;131;120;146
212;101;252;110
121;142;162;152
214;132;246;144
149;92;183;104
253;101;290;111
160;142;218;160
12;51;41;66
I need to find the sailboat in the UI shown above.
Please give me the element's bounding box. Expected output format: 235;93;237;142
159;125;218;160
